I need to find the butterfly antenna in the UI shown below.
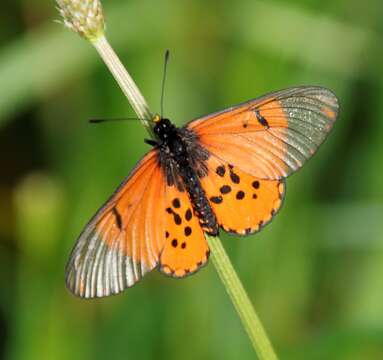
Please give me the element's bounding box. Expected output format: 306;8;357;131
160;50;170;119
89;117;151;124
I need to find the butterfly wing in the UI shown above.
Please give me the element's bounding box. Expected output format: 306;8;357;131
188;86;339;180
200;155;285;235
188;86;337;234
66;149;211;297
159;183;210;277
66;150;168;298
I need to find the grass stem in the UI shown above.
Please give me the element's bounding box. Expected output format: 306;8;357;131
93;35;154;137
207;235;277;359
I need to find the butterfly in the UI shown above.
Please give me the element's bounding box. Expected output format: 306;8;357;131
66;86;338;298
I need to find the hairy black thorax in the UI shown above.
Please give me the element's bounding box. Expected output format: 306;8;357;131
149;118;218;235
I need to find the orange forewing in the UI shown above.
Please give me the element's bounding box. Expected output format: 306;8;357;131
66;150;168;298
188;86;338;180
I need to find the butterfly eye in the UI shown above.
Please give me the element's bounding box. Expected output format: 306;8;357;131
154;125;162;135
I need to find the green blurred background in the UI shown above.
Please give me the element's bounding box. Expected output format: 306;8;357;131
1;0;383;359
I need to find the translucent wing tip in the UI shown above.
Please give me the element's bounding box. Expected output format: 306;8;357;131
64;228;151;299
292;86;340;122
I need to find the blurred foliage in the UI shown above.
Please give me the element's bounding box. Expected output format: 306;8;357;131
1;0;383;359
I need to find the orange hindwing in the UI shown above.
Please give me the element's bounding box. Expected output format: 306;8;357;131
200;155;285;235
159;184;210;277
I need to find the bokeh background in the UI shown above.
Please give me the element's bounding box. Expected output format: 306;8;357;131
1;0;383;359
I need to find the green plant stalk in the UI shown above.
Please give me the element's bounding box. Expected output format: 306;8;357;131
207;235;277;359
93;35;154;138
92;33;277;360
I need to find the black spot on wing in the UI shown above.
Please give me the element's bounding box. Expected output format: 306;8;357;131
216;166;225;177
210;196;223;204
172;198;181;208
254;109;270;128
230;171;240;184
174;213;182;225
252;180;260;189
220;185;231;194
112;207;123;230
185;208;192;221
184;226;192;236
236;190;245;200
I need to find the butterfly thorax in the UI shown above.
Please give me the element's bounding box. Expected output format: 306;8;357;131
154;118;188;160
153;118;219;235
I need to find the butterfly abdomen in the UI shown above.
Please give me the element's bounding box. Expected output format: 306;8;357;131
171;130;218;235
179;165;218;236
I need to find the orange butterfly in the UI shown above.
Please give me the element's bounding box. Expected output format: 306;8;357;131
66;86;338;298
